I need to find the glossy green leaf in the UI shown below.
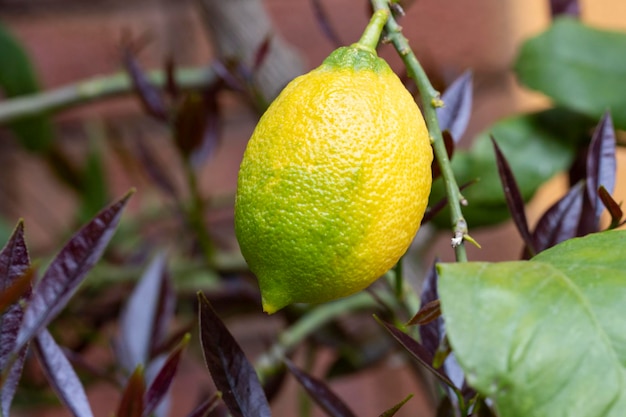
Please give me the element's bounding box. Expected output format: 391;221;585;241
0;23;53;152
515;18;626;129
429;108;592;228
438;230;626;417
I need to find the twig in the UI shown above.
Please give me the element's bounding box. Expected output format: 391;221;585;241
0;67;217;125
255;292;384;383
371;0;469;262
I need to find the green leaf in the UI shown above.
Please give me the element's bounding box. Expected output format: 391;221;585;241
429;108;591;228
515;18;626;129
78;134;109;221
0;23;53;152
438;230;626;417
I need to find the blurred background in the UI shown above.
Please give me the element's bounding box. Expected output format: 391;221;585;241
0;0;624;416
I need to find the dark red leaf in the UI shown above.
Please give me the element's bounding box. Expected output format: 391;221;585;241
150;267;176;358
417;260;442;356
431;131;455;180
549;0;580;18
185;392;223;417
197;292;270;417
0;221;32;416
191;90;221;169
252;34;272;73
0;220;30;293
117;366;145;417
310;0;343;48
173;90;222;169
285;359;356;417
379;394;413;417
16;191;132;352
211;60;246;93
143;334;190;417
568;147;587;187
118;253;170;372
598;185;623;229
491;136;536;256
436;70;473;143
122;46;169;122
586;112;617;219
532;181;585;253
165;57;179;99
134;136;179;199
407;299;441;327
34;329;94;417
376;318;455;390
2;346;27;417
422;180;476;225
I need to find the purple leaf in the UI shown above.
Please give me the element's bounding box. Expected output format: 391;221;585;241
117;366;145;417
16;191;133;352
436;70;473;143
417;260;442;356
0;220;31;351
376;318;455;390
549;0;580;18
284;359;356;417
118;253;170;372
122;46;169;122
150;266;176;358
252;35;272;73
34;329;94;417
143;334;190;417
379;394;413;417
185;393;223;417
0;267;34;315
598;186;623;229
491;136;536;256
173;90;222;169
165;57;179;99
134;135;179;199
431;131;455;180
211;60;246;94
407;299;441;327
191;90;221;169
422;180;477;225
532;181;584;253
2;346;27;417
197;292;270;417
310;0;343;48
586;112;616;219
0;221;32;417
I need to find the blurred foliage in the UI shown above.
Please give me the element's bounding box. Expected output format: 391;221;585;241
0;1;624;416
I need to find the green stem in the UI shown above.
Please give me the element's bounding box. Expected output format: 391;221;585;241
356;9;390;51
371;0;468;262
0;67;216;125
255;292;385;383
184;162;215;264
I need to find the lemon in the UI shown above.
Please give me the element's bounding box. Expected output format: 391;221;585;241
235;44;433;314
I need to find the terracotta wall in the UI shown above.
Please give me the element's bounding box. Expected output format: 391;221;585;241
1;1;624;416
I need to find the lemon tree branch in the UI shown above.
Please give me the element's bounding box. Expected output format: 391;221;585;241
0;67;216;125
371;0;468;262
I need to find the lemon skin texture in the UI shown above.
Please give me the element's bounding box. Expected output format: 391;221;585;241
235;46;433;314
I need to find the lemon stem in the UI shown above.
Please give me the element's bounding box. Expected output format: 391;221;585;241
371;0;468;262
356;9;390;51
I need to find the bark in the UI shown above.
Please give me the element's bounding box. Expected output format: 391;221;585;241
196;0;306;106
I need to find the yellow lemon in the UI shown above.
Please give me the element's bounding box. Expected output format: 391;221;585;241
235;45;433;313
